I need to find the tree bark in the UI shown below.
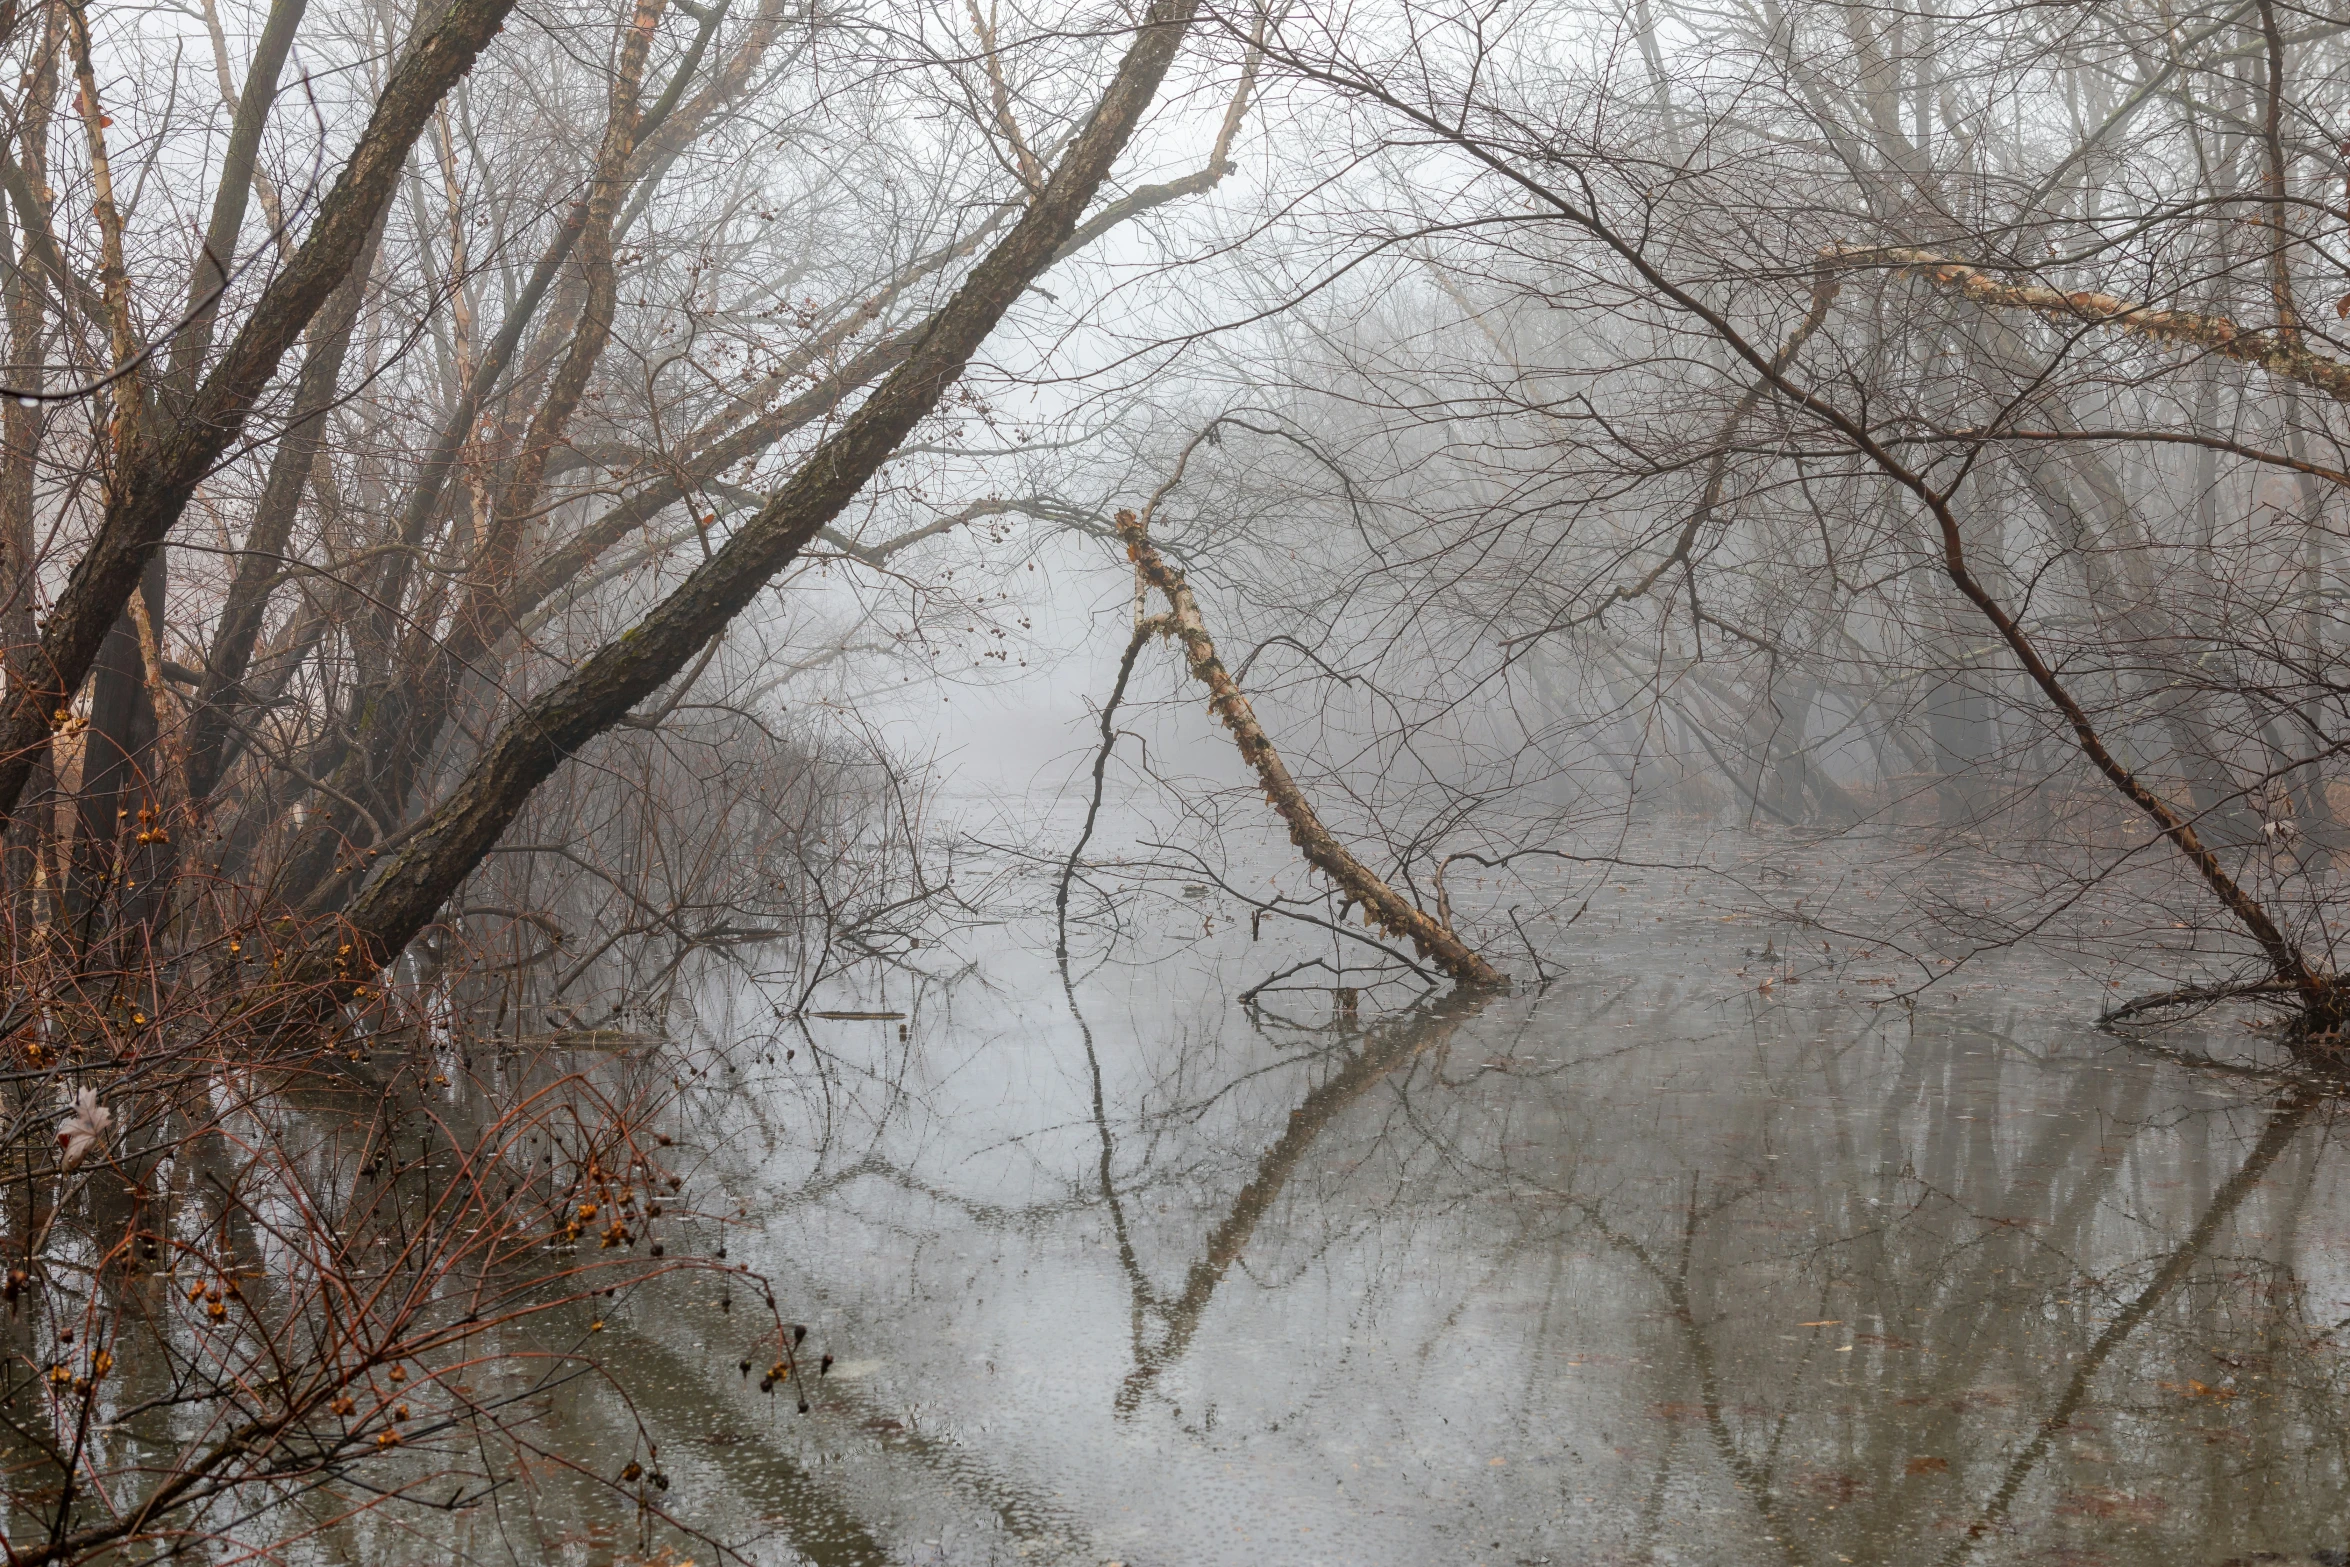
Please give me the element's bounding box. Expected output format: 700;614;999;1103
1117;510;1506;989
0;0;525;828
67;594;151;930
319;0;1202;979
161;0;311;402
181;218;382;811
1278;72;2341;1024
1835;245;2350;405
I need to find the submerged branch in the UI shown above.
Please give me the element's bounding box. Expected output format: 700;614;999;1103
2098;977;2301;1026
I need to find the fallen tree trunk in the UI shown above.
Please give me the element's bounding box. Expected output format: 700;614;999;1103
1115;509;1506;989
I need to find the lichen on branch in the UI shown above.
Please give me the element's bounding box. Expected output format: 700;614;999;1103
1115;509;1504;989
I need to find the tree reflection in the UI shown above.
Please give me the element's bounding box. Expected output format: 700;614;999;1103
338;938;2350;1564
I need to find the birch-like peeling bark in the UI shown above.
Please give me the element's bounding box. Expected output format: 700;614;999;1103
1836;245;2350;404
1116;510;1505;989
1830;244;2346;1026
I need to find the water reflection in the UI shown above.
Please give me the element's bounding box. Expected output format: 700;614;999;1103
189;914;2350;1564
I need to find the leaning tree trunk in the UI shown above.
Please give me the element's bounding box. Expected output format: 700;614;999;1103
308;0;1205;991
1115;511;1505;988
0;0;527;827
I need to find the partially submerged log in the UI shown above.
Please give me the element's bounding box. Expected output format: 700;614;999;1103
1115;509;1505;989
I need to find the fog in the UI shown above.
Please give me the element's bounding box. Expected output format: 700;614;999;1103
1;0;2348;1560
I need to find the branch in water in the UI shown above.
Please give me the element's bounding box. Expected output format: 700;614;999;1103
1115;509;1505;988
2097;977;2299;1026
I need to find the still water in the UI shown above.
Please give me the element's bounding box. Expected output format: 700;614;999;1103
411;879;2350;1567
